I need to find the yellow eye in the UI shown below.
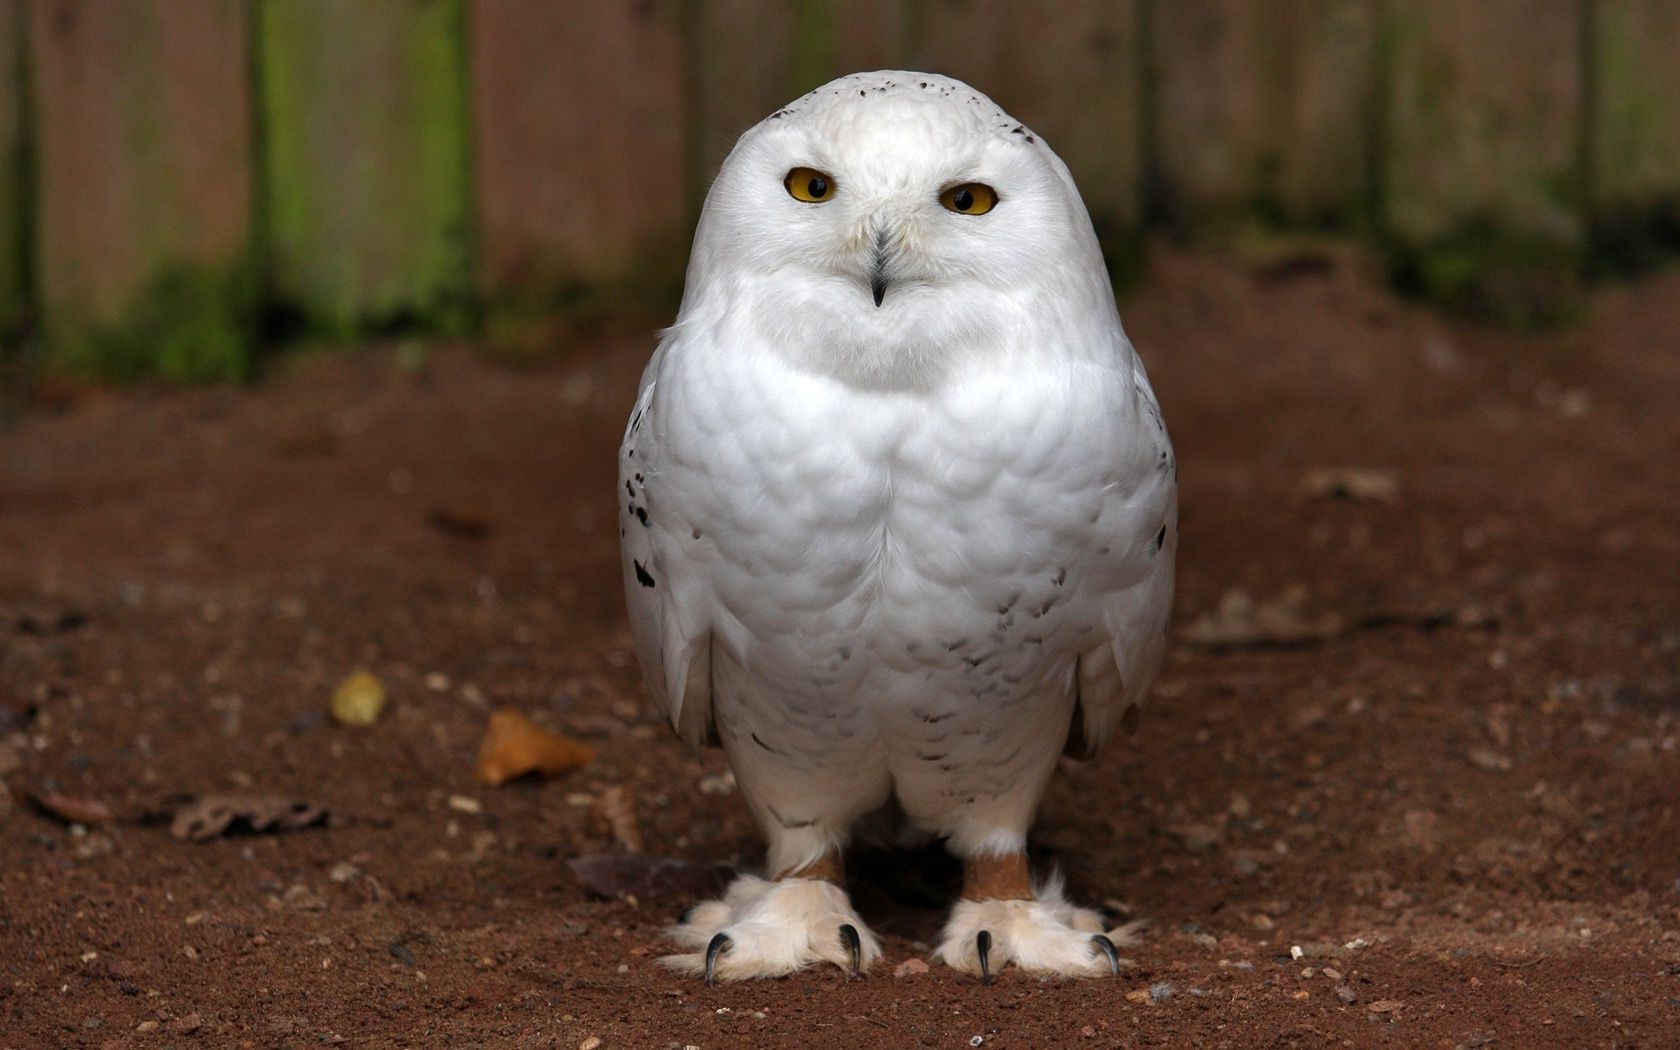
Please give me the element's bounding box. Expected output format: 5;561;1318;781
784;167;836;203
940;183;997;215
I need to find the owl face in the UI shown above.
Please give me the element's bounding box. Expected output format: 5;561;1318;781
686;73;1113;386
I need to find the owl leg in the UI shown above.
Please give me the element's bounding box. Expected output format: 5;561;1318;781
932;848;1142;980
658;845;883;983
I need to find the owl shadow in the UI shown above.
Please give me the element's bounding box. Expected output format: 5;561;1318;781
846;841;1097;941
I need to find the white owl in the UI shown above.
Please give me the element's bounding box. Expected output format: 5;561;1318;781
619;71;1175;981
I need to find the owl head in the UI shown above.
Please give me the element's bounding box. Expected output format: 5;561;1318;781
682;72;1120;387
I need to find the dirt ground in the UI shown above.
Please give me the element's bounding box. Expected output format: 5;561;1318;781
1;245;1677;1049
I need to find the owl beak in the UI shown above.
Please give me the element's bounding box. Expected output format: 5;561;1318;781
870;228;890;307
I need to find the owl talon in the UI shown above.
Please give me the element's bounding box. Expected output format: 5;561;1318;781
1091;934;1120;974
976;929;994;985
704;932;731;985
839;923;862;976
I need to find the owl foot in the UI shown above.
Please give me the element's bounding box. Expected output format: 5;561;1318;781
931;874;1143;980
661;874;882;982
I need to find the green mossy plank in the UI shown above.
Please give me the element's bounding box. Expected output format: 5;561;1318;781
1150;0;1375;230
469;1;686;308
1589;0;1680;272
0;0;24;345
28;0;254;380
686;0;906;211
259;0;471;336
1382;0;1583;321
909;0;1145;285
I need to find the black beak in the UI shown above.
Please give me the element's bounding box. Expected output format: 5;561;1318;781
870;229;889;307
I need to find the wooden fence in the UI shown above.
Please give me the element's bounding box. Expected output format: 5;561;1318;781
1;0;1678;380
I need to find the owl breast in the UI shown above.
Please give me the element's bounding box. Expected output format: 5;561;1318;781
652;336;1157;734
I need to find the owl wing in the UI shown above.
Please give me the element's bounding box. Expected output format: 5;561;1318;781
1069;359;1178;757
619;348;717;749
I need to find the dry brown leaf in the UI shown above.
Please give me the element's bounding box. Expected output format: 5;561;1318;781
595;785;644;853
474;707;595;787
1299;468;1400;504
34;791;114;824
566;852;734;901
1182;586;1345;650
427;507;493;540
171;795;326;841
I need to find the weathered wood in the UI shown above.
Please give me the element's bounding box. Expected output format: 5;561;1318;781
470;1;686;305
1151;0;1374;229
0;0;24;345
1382;0;1582;319
1272;0;1378;227
258;0;471;335
1589;0;1680;270
909;0;1145;279
686;0;906;209
28;0;253;378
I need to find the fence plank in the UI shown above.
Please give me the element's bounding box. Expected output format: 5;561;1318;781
687;0;906;209
29;0;253;379
258;0;470;336
1151;0;1374;230
1382;0;1582;319
1;0;24;344
1590;0;1680;270
908;0;1145;280
469;1;686;306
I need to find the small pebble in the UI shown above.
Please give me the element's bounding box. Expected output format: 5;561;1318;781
894;958;929;978
135;1020;160;1033
578;1038;602;1050
330;671;388;727
1335;985;1358;1004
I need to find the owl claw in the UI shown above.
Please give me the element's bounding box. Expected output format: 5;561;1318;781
839;923;862;976
704;932;731;986
976;929;994;985
1091;934;1120;974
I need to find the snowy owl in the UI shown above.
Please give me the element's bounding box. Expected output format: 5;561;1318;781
619;71;1175;982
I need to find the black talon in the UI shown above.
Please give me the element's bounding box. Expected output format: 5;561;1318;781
1091;933;1120;975
839;923;862;976
976;929;993;986
704;932;731;986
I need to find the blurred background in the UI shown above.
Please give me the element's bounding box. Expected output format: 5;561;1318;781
3;4;1679;1042
1;0;1677;384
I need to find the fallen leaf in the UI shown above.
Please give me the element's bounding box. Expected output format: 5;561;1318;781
567;852;734;901
474;708;595;786
170;795;326;841
34;791;114;824
1299;468;1400;504
14;609;89;635
1466;747;1513;773
595;785;644;853
427;507;494;540
1182;586;1345;650
1;690;37;733
330;671;388;727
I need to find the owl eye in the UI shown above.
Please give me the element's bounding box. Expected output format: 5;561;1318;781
939;183;998;215
784;167;836;203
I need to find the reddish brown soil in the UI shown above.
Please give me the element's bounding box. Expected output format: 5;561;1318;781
2;246;1677;1049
